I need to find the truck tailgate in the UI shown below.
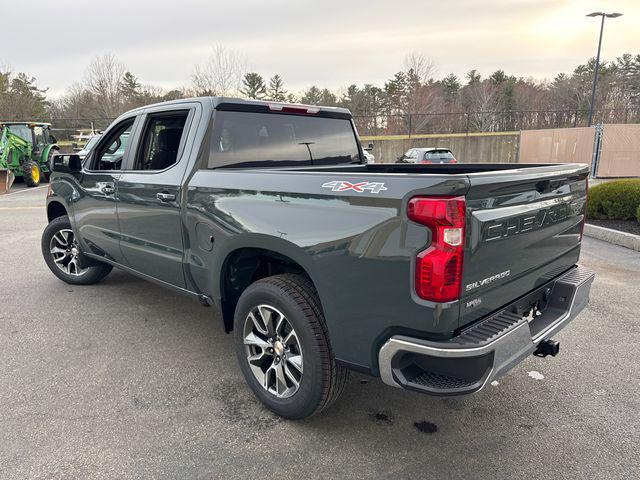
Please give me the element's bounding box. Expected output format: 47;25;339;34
460;165;589;328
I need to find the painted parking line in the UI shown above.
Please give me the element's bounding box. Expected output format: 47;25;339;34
1;185;48;196
0;206;44;210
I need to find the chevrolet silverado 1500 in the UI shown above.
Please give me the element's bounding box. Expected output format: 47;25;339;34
42;97;595;419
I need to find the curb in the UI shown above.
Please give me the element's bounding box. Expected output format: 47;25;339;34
584;224;640;252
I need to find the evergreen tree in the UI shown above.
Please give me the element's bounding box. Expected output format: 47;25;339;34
267;74;287;101
121;71;141;100
300;86;322;104
442;73;461;97
241;72;267;99
466;69;481;85
0;71;48;120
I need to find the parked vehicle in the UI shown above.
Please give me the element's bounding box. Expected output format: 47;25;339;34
42;97;595;419
75;134;101;160
75;132;129;164
397;147;457;164
362;143;375;163
0;122;59;191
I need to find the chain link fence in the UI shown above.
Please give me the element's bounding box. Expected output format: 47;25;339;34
49;117;116;149
47;108;640;150
353;108;640;137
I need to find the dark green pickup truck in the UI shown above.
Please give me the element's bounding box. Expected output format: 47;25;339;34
42;97;595;419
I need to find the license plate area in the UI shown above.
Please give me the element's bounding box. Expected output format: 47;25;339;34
506;283;553;324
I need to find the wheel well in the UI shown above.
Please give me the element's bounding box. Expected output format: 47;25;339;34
220;248;312;332
47;202;67;222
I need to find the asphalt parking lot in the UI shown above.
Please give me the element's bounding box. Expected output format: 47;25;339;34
1;185;639;479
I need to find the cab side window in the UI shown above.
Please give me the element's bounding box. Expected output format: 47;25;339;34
33;126;46;151
133;111;189;171
91;119;134;171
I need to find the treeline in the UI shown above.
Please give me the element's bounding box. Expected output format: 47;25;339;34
1;46;639;134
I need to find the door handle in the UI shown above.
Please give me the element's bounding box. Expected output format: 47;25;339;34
101;185;115;195
156;192;176;202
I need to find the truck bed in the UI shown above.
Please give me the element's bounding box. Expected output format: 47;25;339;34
187;160;588;371
272;162;579;175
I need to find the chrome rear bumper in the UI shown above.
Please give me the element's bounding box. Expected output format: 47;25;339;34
378;265;595;395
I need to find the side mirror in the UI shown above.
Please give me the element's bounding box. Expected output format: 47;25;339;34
50;134;57;144
364;143;374;151
53;154;82;174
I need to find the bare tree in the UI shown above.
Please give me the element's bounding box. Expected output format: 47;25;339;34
463;81;500;131
192;44;248;96
84;53;126;118
403;52;437;85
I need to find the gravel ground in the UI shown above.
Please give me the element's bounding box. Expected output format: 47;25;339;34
1;185;639;479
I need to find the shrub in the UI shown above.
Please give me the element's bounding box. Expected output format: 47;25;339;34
637;204;640;224
587;179;640;221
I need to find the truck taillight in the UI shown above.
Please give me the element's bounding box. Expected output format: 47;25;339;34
408;196;466;302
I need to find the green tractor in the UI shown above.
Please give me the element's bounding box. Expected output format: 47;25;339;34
0;122;60;193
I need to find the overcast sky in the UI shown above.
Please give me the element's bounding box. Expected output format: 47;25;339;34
2;0;638;97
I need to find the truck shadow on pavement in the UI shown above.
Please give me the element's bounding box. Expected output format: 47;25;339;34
88;270;555;442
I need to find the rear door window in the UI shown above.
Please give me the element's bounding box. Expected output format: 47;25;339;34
133;111;189;171
207;111;360;168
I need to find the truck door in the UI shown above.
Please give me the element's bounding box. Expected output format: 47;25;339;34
73;116;138;264
115;106;197;288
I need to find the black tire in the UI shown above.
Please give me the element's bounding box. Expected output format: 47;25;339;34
22;160;41;187
41;215;113;285
233;274;349;419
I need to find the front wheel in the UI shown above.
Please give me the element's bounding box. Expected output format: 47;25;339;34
22;160;41;187
233;274;348;419
41;215;113;285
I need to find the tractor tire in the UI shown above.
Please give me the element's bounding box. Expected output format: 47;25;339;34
233;274;349;419
22;160;41;187
42;215;113;285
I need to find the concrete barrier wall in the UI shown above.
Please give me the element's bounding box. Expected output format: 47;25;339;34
360;132;519;164
361;125;638;174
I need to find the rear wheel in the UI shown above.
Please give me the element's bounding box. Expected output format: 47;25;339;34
233;274;348;419
22;160;41;187
41;215;112;285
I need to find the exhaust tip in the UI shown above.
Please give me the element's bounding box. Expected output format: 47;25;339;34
534;339;560;358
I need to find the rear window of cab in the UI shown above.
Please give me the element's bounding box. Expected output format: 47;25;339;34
206;111;360;168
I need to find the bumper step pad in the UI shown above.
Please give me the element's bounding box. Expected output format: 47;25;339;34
378;265;596;396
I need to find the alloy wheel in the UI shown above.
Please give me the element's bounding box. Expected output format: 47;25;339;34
243;304;303;398
49;228;88;276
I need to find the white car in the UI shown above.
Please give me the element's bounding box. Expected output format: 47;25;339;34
397;148;457;164
362;143;375;163
76;134;101;160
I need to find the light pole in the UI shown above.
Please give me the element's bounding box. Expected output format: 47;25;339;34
586;11;623;126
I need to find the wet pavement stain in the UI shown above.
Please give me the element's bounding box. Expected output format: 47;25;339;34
369;411;393;425
414;421;438;434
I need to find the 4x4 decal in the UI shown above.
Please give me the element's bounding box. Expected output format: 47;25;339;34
321;180;388;194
